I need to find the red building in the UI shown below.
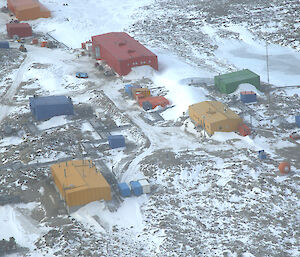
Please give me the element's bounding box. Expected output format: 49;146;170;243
91;32;158;76
6;23;32;38
138;96;170;111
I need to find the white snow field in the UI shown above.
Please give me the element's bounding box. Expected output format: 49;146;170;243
0;0;299;256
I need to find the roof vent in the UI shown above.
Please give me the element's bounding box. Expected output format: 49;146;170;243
118;42;126;46
128;49;135;54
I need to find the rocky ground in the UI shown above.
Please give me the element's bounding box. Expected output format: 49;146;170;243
0;0;299;256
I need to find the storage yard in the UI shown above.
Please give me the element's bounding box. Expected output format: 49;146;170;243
0;0;299;257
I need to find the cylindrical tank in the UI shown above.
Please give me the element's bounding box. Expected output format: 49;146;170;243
278;162;291;174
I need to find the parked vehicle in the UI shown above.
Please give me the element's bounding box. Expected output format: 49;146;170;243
289;132;300;140
19;44;27;52
76;72;88;78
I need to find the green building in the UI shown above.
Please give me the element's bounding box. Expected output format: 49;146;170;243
214;69;261;94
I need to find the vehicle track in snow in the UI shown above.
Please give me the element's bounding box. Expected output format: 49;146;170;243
0;54;32;123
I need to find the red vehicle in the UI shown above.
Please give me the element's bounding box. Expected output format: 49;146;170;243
289;132;300;140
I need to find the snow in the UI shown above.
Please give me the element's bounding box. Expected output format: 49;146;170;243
230;83;262;96
37;115;70;130
31;0;155;48
0;136;24;147
72;197;146;232
0;1;299;256
213;25;300;86
0;203;45;250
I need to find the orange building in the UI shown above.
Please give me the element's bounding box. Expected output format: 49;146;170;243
51;160;111;208
7;0;51;21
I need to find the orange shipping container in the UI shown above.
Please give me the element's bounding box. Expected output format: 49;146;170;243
7;0;51;21
40;41;47;47
132;88;150;100
278;162;290;174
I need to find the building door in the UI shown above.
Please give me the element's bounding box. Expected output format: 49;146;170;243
95;46;101;59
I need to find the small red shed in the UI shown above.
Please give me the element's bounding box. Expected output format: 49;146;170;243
239;124;251;136
91;32;158;76
6;23;32;38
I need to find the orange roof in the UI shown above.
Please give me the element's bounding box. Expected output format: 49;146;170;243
51;160;110;191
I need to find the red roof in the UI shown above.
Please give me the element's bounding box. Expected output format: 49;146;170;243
138;96;170;107
92;32;157;61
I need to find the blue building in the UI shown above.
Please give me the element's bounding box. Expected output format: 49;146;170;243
108;135;125;149
118;183;131;197
240;91;257;103
0;41;9;49
29;95;74;121
130;181;143;196
296;116;300;128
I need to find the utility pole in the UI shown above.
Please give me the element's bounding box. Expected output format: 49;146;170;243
266;41;271;108
266;41;270;85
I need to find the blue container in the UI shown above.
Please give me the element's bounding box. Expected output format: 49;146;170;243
240;92;257;103
108;135;125;149
296;116;300;128
129;181;143;196
0;41;9;49
125;84;133;96
118;183;131;197
29;95;74;121
124;84;141;98
258;150;267;160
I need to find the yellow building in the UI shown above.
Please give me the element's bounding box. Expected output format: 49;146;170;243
51;160;111;207
189;101;242;135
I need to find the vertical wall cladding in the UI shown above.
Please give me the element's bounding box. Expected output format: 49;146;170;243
29;96;74;121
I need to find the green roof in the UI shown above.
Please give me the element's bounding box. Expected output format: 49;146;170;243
215;69;259;84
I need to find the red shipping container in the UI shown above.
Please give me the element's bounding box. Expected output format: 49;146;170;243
6;23;32;38
32;38;38;45
40;41;47;47
239;124;251;136
138;96;170;109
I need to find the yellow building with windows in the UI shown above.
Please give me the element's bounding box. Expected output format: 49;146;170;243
189;101;242;135
51;160;111;207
